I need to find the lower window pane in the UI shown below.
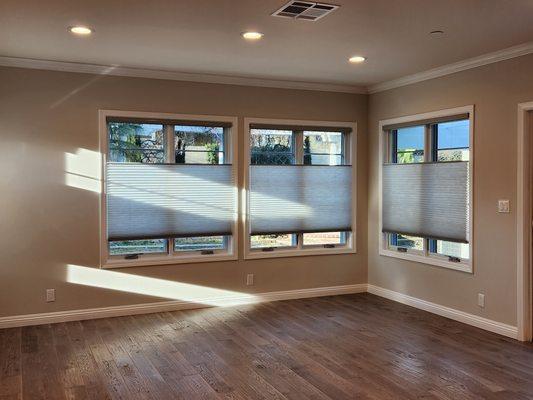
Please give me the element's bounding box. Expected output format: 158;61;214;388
432;240;469;259
174;236;226;252
109;239;167;255
303;232;346;246
251;234;295;248
389;233;423;251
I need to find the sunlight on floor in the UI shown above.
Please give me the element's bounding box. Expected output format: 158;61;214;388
66;264;257;306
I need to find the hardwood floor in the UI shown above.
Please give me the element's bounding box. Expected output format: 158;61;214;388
1;293;533;399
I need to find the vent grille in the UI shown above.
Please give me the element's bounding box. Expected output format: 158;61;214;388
272;1;339;21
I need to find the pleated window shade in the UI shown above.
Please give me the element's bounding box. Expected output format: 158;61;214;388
382;161;469;243
249;165;352;235
106;163;235;240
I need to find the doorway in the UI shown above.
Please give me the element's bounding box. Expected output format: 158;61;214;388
518;103;533;341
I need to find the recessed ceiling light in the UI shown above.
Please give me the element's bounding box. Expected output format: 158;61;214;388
68;26;93;35
430;30;444;36
349;56;366;63
242;31;264;40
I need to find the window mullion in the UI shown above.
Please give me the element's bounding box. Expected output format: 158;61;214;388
423;125;433;255
164;124;174;252
294;130;304;164
294;130;304;249
164;124;174;163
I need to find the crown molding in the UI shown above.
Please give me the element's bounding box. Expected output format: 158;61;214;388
368;41;533;94
2;41;532;96
0;55;367;94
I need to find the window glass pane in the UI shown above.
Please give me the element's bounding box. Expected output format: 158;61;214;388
303;232;346;246
251;129;294;165
109;239;167;255
108;123;164;163
303;131;343;165
174;236;226;251
389;233;424;251
436;120;470;161
251;234;295;248
395;126;424;163
174;126;225;164
432;240;470;260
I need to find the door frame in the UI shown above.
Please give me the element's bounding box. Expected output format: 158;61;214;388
517;101;533;341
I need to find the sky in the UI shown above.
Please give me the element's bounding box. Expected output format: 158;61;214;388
397;120;469;150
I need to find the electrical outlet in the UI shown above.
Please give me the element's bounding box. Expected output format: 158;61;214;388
246;273;254;286
46;288;56;302
477;293;485;308
498;200;510;213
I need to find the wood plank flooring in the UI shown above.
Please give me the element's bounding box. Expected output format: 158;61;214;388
2;293;533;399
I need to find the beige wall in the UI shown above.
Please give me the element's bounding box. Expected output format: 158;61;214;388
0;66;368;317
368;54;533;326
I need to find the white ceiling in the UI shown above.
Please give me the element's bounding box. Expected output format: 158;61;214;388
1;0;532;87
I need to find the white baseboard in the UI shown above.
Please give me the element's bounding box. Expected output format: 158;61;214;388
0;284;367;329
0;283;519;340
367;284;518;339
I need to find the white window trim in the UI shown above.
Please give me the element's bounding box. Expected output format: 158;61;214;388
99;109;239;269
243;117;357;260
378;105;474;273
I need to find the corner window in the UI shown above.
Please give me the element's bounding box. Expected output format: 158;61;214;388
101;112;237;268
380;107;473;272
245;120;356;259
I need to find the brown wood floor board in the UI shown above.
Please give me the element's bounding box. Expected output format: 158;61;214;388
2;293;533;399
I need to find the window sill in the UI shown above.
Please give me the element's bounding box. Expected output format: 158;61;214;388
379;249;472;273
102;252;237;269
245;246;356;260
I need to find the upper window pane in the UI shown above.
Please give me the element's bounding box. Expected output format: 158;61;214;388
303;131;344;165
436;120;470;161
395;126;424;163
251;129;294;165
175;125;225;164
108;123;164;163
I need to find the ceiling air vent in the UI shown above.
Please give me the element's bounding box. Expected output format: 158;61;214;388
272;1;339;21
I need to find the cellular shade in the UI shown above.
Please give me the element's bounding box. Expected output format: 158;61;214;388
249;165;352;235
106;163;235;240
382;161;469;243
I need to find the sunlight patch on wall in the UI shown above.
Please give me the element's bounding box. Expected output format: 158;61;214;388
66;264;257;306
64;149;102;193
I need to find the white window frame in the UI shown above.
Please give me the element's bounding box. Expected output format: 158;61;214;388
243;117;357;260
99;110;239;269
378;105;474;273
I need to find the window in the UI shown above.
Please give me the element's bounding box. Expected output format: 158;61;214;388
245;119;356;258
101;111;237;268
379;107;473;272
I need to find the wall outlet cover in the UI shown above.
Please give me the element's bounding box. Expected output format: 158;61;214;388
246;274;254;286
477;293;485;308
46;288;56;302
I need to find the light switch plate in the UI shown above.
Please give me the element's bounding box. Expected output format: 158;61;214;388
498;200;510;213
